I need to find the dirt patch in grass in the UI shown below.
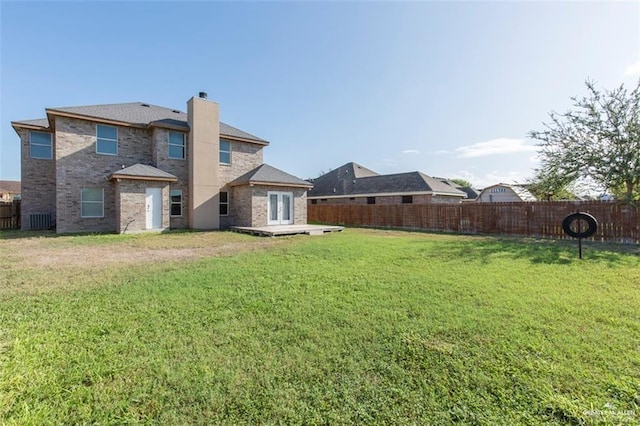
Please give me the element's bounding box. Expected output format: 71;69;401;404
0;231;290;271
0;230;298;297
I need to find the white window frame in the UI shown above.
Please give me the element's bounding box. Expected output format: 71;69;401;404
29;131;53;159
80;188;104;218
96;124;118;155
219;139;231;165
170;189;182;217
168;132;185;160
219;191;229;216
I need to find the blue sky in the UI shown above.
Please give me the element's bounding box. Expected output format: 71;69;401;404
1;1;638;188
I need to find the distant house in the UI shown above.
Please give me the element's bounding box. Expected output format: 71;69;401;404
307;162;467;205
0;180;21;201
476;183;537;202
12;93;311;233
436;178;479;201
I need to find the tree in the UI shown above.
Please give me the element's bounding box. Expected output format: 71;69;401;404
529;79;640;204
450;178;473;188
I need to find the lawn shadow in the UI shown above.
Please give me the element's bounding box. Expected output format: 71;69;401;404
414;234;638;266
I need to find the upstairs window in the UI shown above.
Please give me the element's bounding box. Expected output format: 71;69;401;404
402;195;413;204
30;131;52;159
367;197;376;205
220;191;229;215
170;189;182;216
219;139;231;164
168;132;185;159
96;124;118;155
81;188;104;218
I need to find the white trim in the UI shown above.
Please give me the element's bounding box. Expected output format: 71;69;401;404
96;124;118;156
29;130;53;159
168;131;186;160
80;188;104;218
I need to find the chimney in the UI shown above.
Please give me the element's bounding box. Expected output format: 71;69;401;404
187;94;220;229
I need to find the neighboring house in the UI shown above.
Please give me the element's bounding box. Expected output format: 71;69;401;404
476;183;537;202
0;180;21;201
12;93;312;233
436;178;479;201
307;162;467;205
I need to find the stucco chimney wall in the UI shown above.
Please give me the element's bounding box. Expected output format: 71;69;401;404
187;95;220;229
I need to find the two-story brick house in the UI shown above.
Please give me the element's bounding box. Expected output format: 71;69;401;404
12;93;312;233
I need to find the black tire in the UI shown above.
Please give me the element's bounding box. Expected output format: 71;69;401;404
562;212;598;239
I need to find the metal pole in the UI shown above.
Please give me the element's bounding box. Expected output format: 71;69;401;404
577;211;582;259
579;238;583;259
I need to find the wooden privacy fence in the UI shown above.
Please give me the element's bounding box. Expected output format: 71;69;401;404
308;201;640;244
0;200;21;229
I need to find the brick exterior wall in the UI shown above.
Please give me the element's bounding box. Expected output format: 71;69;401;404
115;180;170;233
19;128;57;230
431;195;463;203
18;129;56;230
55;116;153;233
248;185;307;227
17;108;301;233
219;140;264;183
218;140;264;228
228;185;253;227
152;127;189;229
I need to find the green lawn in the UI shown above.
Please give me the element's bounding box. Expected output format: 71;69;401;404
1;229;638;424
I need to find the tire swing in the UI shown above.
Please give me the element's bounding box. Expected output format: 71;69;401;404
561;212;598;259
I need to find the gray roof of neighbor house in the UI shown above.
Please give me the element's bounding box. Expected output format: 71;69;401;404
230;164;313;188
308;162;467;198
456;186;480;199
436;178;480;200
12;102;268;144
0;180;21;193
109;164;177;181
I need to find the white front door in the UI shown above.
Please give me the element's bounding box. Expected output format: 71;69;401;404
267;191;293;225
145;188;162;229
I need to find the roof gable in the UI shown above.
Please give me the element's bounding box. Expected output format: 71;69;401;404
230;164;312;188
109;164;177;182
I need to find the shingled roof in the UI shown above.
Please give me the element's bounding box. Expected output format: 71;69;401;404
230;164;312;188
436;178;479;200
13;102;268;144
0;180;21;194
308;162;467;198
109;164;177;182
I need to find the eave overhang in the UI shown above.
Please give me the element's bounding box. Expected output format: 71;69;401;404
230;180;313;189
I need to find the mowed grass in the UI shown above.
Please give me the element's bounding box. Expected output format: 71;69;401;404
0;229;638;424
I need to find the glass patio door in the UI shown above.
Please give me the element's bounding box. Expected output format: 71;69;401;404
268;192;293;225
